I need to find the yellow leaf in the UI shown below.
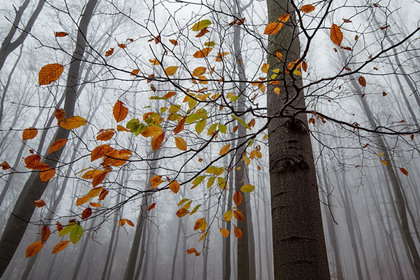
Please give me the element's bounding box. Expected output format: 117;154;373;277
330;24;343;46
52;240;70;254
59;116;87;130
380;160;390;166
22;128;38;140
25;240;43;257
219;144;231;155
38;63;64;85
240;184;255;192
261;63;269;73
191;19;212;31
165;66;179;76
223;210;233;222
175;137;187;151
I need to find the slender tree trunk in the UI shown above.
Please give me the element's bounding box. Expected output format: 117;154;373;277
266;1;330;279
0;0;98;276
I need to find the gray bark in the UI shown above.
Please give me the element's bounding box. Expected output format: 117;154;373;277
266;0;330;279
0;0;98;276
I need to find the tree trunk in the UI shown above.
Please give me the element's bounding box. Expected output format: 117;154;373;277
0;0;98;276
265;1;330;279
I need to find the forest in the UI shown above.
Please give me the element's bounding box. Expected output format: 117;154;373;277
0;0;419;279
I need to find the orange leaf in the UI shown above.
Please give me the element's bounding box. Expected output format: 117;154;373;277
300;4;316;13
193;48;213;58
175;137;187;151
34;200;46;208
81;208;92;219
264;22;283;35
150;175;163;188
103;149;132;167
117;125;130;132
119;218;134;227
219;144;231;155
169;39;178;45
142;126;163;137
54;32;69;37
118;43;127;49
39;168;55;182
176;208;189;217
233;191;243;206
52;240;70;254
59;116;87;130
41;226;51;243
99;189;109;201
215;52;230;62
192;67;207;76
151;132;165;150
131;69;140;76
219;228;230;238
96;129;115;141
147;203;157;211
89;202;102;207
91;144;113;161
233;210;245;221
186;248;200;256
25;240;43;257
22;128;38;140
1;161;11;170
163;91;176;99
168;180;180;193
76;196;90;206
113;100;128;122
399;168;409;176
358;76;367;87
47;138;68;154
330;24;343;46
39;64;64;85
165;66;179;76
234;226;243;238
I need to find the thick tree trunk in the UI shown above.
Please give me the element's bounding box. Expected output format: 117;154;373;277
0;0;98;276
266;1;330;279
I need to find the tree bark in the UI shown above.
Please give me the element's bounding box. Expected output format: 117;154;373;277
0;0;98;276
266;1;330;279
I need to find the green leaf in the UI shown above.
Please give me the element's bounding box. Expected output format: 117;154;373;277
70;224;84;244
126;119;146;136
195;119;207;134
204;41;216;47
190;204;201;215
218;124;227;134
240;184;255;193
191;19;212;31
192;176;205;187
207;123;218;136
206;166;224;176
232;114;248;128
58;224;76;237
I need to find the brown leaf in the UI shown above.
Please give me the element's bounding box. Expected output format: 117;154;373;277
193;48;213;58
151;132;165;150
96;129;115;141
330;24;343;46
105;48;114;57
39;64;64;85
1;161;11;170
234;226;243;238
399;168;409;176
34;200;46;208
169;180;180;193
113;100;128;122
147;203;156;211
41;226;51;243
54;32;69;37
300;4;316;13
22;128;38;140
233;191;243;206
358;76;367;87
